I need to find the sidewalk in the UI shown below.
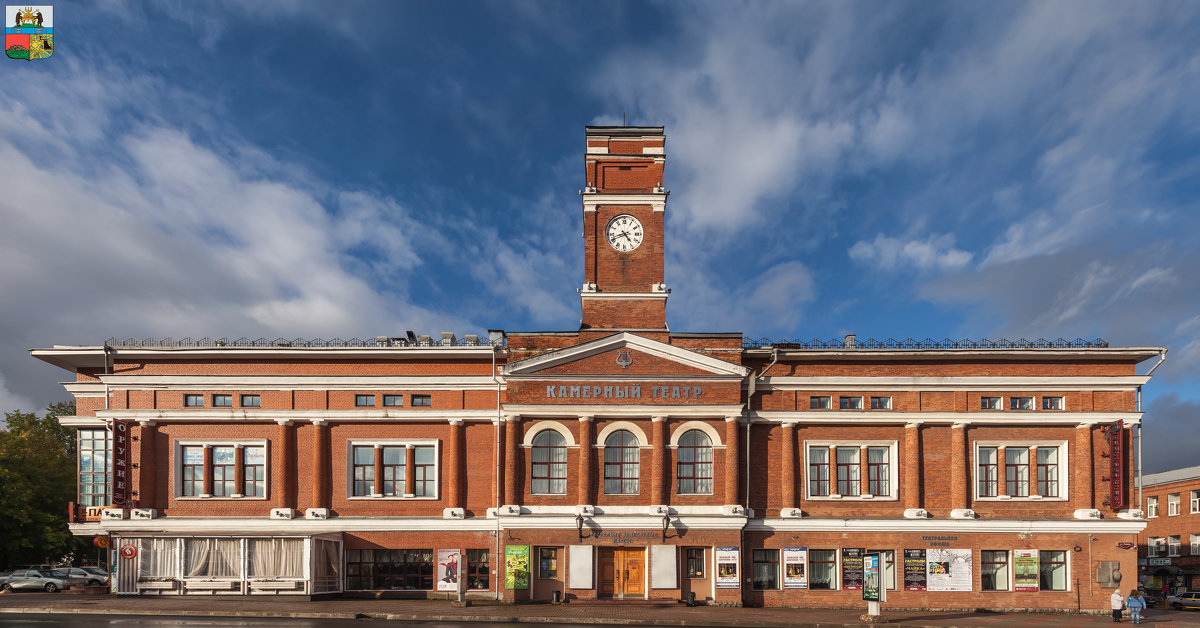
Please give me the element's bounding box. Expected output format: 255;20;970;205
1;592;1198;626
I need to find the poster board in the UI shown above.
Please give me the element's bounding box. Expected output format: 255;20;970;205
863;553;881;602
437;549;460;592
904;549;927;591
782;547;808;589
1014;549;1039;592
715;547;739;589
926;548;972;592
505;545;529;590
841;548;864;590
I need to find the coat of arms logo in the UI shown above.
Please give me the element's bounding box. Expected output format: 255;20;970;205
5;5;52;60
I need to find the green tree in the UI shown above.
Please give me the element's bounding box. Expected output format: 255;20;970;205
0;402;89;568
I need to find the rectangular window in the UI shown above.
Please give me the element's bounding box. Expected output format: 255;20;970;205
870;396;892;410
867;447;890;496
1191;490;1200;514
247;538;304;578
1148;496;1159;517
212;394;233;408
413;445;436;496
346;548;433;590
243;446;266;497
184;538;241;578
1010;396;1033;410
1190;534;1200;556
810;395;831;410
751;549;779;590
981;550;1009;591
240;394;260;408
1169;536;1181;557
836;447;860;495
78;428;112;507
1038;550;1066;591
685;548;705;578
383;395;403;407
381;446;405;496
1169;493;1181;516
355;394;375;407
352;446;375;496
981;396;1001;410
1005;448;1029;497
809;549;837;590
1036;447;1059;497
1148;537;1164;557
1042;396;1064;410
839;396;863;410
466;549;489;590
538;548;558;579
411;394;432;407
867;549;896;590
184;394;204;408
977;447;998;497
182;445;205;496
808;446;830;496
211;446;236;497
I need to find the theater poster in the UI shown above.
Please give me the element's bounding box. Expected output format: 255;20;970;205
505;545;529;590
782;547;807;589
1013;549;1039;592
841;548;864;590
926;548;972;592
904;549;927;591
715;547;739;589
437;549;460;592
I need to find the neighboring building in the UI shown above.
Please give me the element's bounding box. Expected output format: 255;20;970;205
1139;465;1200;593
32;126;1164;611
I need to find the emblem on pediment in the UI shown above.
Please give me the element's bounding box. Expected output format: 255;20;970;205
615;349;633;369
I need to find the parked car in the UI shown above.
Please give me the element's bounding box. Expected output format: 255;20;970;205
49;569;91;588
51;567;108;586
1137;588;1162;608
0;569;72;592
1168;591;1200;610
80;567;111;585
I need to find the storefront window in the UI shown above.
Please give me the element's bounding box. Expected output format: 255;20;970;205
685;548;705;578
467;549;489;590
184;538;241;578
539;547;558;579
751;549;779;590
247;538;304;578
137;538;177;579
981;550;1009;591
78;428;112;507
809;549;836;589
866;549;896;589
346;548;433;590
1038;550;1066;591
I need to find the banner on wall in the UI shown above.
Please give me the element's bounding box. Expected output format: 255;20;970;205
111;420;131;507
782;547;808;589
505;545;529;590
715;547;739;589
841;548;864;590
1013;549;1039;592
904;549;927;591
926;548;972;592
437;549;460;592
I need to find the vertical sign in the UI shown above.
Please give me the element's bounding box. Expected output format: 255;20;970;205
841;548;864;590
1109;420;1125;509
863;553;881;602
505;545;529;590
782;547;808;589
1013;549;1039;592
437;549;460;592
926;548;973;591
903;549;927;590
715;547;739;588
111;420;130;508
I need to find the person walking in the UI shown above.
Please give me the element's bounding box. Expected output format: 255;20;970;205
1111;589;1126;622
1126;588;1145;624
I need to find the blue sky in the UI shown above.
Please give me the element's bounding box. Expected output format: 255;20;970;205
2;1;1198;471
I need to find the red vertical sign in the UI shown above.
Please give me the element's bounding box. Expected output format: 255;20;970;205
1108;420;1124;510
112;420;130;508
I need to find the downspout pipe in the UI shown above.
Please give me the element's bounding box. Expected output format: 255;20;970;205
491;335;503;602
1135;349;1167;511
741;347;777;607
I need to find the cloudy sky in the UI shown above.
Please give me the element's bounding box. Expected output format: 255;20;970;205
2;1;1197;471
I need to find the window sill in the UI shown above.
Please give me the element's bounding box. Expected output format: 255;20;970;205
347;496;438;501
805;495;897;502
975;497;1067;502
176;496;268;501
676;492;715;497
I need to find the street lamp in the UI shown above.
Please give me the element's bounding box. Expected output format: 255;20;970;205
576;513;585;542
661;512;671;542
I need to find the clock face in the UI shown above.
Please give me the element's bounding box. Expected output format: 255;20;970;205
605;214;644;252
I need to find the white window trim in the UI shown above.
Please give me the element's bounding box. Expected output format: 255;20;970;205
980;549;1012;592
810;395;832;410
981;396;1004;410
173;439;270;501
1148;537;1164;557
594;421;650;448
1190;534;1200;555
667;421;725;448
521;421;579;448
1147;496;1159;518
869;396;892;410
1041;396;1065;410
838;395;864;410
1191;491;1200;514
1168;493;1181;516
1009;396;1034;410
803;440;898;501
1168;536;1182;557
972;440;1069;502
345;438;440;500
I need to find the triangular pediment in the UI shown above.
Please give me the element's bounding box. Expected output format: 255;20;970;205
503;332;748;378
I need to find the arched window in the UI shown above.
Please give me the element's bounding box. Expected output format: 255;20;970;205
603;430;640;494
531;430;567;494
676;429;713;494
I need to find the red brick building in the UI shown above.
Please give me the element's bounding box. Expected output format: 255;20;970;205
1138;465;1200;594
32;126;1164;611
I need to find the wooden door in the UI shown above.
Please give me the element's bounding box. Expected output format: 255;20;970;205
621;549;644;596
599;548;617;596
598;548;645;598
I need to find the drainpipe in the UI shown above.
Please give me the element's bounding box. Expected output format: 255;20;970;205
741;348;777;605
1136;350;1167;510
489;330;506;602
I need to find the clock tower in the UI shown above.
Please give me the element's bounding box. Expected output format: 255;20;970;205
579;126;669;331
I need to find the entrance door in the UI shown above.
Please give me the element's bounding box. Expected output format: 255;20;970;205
598;548;645;599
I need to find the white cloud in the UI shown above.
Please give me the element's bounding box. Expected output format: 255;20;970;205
849;234;972;272
0;373;36;416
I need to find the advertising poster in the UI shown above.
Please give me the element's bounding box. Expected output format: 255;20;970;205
841;548;864;590
863;553;881;602
437;549;460;592
1013;549;1040;592
715;547;740;589
505;545;529;590
782;547;808;589
926;548;972;592
904;549;927;590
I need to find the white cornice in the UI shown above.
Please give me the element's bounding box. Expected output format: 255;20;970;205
59;415;107;427
752;411;1140;426
62;382;107;397
758;375;1150;392
579;292;669;300
581;193;667;212
503;403;744;419
504;332;748;377
89;375;503;391
31;346;497;372
758;348;1164;362
93;409;500;423
746;517;1147;534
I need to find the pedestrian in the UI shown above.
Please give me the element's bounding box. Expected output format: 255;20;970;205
1111;588;1126;622
1126;588;1145;624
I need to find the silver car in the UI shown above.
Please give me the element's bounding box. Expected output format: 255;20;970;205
0;569;72;592
1167;591;1200;610
51;567;108;586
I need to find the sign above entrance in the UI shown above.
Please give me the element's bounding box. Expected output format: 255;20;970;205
545;384;706;401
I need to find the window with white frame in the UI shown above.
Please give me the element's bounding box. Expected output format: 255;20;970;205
981;550;1009;591
248;538;305;578
1010;396;1033;410
866;549;897;590
176;441;268;499
974;442;1067;500
1041;396;1064;410
530;430;567;495
184;537;241;578
1192;490;1200;514
981;396;1002;410
1169;493;1181;516
347;440;438;498
839;396;863;410
676;429;714;494
78;428;111;507
1169;535;1181;557
1038;550;1067;591
870;396;892;410
805;441;897;499
1148;537;1164;557
137;538;178;579
810;395;831;410
1191;534;1199;555
1148;495;1159;517
603;430;640;494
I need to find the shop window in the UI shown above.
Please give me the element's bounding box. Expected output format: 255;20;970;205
383;394;403;407
1148;537;1164;557
177;442;269;499
184;394;204;408
866;549;896;589
1010;396;1033;410
466;549;490;590
1169;493;1181;516
981;396;1001;410
212;394;232;408
1169;536;1181;557
1005;448;1029;497
1147;496;1159;518
839;396;863;410
137;538;178;579
685;548;705;578
240;394;260;407
981;550;1009;591
539;548;559;579
676;429;713;494
1038;550;1067;591
354;394;375;407
836;447;860;495
247;538;304;578
1042;396;1064;410
346;548;433;590
870;396;892;410
975;442;1065;500
78;428;111;507
603;429;640;494
809;549;837;589
751;549;779;590
531;430;567;495
184;538;241;578
350;442;436;498
808;446;830;496
411;394;432;407
810;395;831;410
